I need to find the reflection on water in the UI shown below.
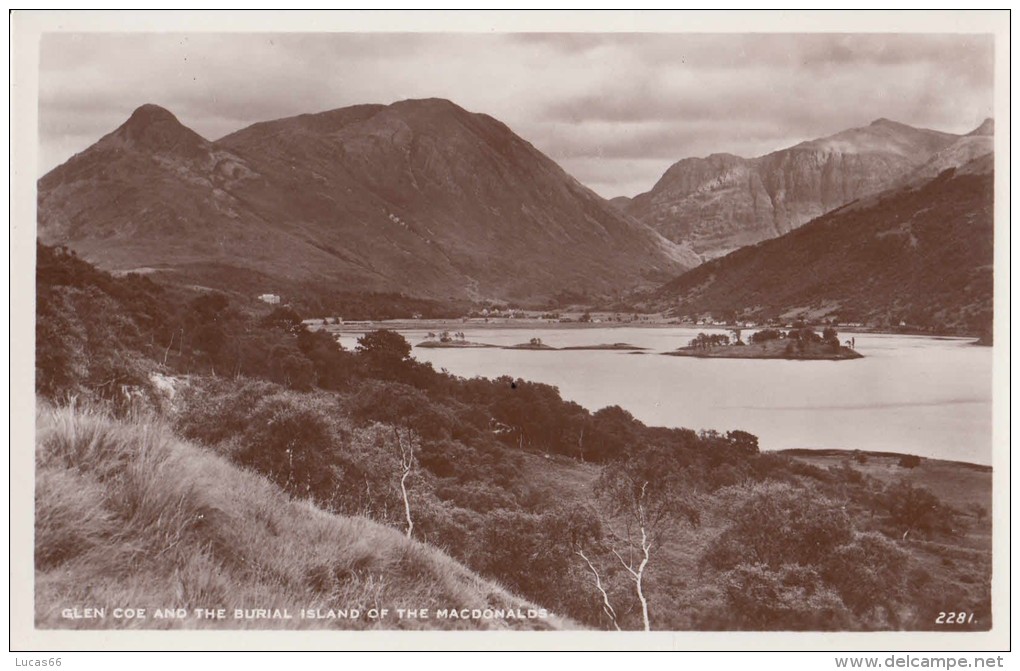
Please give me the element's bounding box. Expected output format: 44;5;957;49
336;328;993;464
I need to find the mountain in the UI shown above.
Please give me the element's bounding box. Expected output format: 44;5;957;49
649;155;993;334
900;118;994;186
625;119;964;258
38;100;696;304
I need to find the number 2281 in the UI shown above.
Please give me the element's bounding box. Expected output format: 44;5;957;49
936;612;975;624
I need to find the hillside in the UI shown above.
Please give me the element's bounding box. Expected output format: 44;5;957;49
35;403;571;630
625;119;973;258
38;99;696;305
34;243;991;631
649;158;993;334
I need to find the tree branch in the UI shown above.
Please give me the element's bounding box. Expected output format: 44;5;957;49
575;548;620;631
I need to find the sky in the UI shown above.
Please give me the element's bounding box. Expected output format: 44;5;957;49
38;32;995;198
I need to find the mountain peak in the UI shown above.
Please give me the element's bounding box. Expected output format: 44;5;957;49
109;103;209;156
126;103;180;125
869;117;906;128
968;118;994;136
391;97;460;110
388;97;472;119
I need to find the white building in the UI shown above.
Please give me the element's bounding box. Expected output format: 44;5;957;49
258;293;281;305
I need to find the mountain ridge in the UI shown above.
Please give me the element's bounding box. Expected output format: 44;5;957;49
38;98;696;305
647;154;993;334
625;118;984;258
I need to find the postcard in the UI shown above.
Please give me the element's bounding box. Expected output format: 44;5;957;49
10;9;1010;652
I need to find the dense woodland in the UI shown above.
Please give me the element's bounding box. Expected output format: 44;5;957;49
35;242;990;631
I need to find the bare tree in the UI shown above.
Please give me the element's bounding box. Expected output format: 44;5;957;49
392;427;418;538
162;329;176;366
574;546;620;631
610;481;654;630
588;446;701;631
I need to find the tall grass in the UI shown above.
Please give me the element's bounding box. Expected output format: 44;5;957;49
35;402;571;630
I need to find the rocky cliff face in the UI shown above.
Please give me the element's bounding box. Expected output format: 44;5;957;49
38;99;697;303
626;119;964;258
649;153;994;334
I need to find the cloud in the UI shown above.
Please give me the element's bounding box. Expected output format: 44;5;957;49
38;32;994;198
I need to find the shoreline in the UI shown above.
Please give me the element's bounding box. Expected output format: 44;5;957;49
776;447;991;471
311;319;982;341
663;343;863;361
416;340;647;351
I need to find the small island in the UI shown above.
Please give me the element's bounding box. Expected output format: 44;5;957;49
416;340;496;348
416;332;649;351
560;342;647;351
505;339;558;350
416;330;497;348
664;327;863;361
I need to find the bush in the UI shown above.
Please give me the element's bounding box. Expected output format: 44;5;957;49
705;484;852;570
750;329;783;344
470;507;608;627
898;454;922;469
261;306;303;332
717;563;853;630
175;380;346;501
357;329;411;363
233;394;339;498
881;481;954;539
822;532;908;623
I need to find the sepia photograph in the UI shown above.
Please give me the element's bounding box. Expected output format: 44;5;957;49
9;10;1010;653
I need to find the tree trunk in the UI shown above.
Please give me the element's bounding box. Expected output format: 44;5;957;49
576;548;620;631
400;466;413;538
636;525;651;631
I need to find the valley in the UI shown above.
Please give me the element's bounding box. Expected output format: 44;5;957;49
31;81;997;634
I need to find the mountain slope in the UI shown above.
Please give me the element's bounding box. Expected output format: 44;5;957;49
650;157;993;334
38;100;696;303
626;119;962;258
35;402;572;630
901;119;993;186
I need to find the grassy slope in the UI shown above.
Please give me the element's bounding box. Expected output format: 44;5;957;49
35;403;573;630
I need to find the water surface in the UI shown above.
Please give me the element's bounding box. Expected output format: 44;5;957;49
337;327;992;464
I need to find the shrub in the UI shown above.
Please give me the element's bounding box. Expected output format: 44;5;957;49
705;484;852;570
898;454;922;469
750;329;783;344
174;378;279;446
881;481;954;539
717;563;853;630
821;532;909;623
233;394;338;498
261;306;303;332
470;507;608;627
357;329;411;364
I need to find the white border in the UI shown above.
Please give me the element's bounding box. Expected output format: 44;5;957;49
9;10;1011;652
